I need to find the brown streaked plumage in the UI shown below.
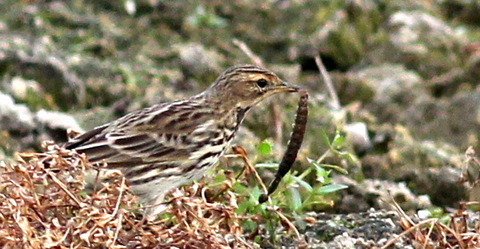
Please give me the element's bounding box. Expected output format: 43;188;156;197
64;64;299;217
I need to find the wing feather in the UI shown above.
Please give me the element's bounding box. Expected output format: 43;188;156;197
63;99;219;169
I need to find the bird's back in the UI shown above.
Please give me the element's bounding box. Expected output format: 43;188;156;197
64;97;239;215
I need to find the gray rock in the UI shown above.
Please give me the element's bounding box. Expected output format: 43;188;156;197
9;77;43;101
175;43;223;76
404;90;480;148
294;210;408;249
333;175;432;213
344;122;372;155
35;109;82;132
0;91;37;159
0;35;85;108
388;11;464;55
355;64;423;104
35;109;83;143
0;90;84;155
0;90;35;133
407;165;467;207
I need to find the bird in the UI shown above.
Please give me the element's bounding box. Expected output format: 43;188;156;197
63;64;300;217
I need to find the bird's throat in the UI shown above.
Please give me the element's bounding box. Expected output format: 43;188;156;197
235;107;250;130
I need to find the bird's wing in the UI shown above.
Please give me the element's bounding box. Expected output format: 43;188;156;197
64;101;220;168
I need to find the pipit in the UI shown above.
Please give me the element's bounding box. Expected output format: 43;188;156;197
64;64;300;217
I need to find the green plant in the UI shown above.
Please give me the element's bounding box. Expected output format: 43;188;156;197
206;129;354;243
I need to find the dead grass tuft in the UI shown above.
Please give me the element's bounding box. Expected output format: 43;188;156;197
383;147;480;249
0;141;254;249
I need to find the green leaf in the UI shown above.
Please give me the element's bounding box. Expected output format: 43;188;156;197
331;133;345;148
316;163;349;175
236;200;250;214
316;184;348;195
312;162;330;178
287;188;302;211
320;130;331;146
249;186;262;201
242;219;258;232
338;151;360;165
233;182;249;195
209;172;227;187
257;140;273;155
290;175;313;192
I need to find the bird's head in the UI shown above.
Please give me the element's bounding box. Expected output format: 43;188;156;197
206;64;300;109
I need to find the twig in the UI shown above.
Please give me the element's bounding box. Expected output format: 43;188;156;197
314;55;340;109
47;172;83;206
381;218;437;249
435;221;467;249
56;227;71;247
232;39;265;67
227;146;268;195
272;208;307;248
423;219;435;249
109;213;123;247
271;102;283;156
110;176;126;218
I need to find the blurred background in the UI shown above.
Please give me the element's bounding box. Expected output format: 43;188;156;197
1;0;480;215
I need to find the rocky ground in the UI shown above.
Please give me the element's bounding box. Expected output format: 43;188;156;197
1;0;480;248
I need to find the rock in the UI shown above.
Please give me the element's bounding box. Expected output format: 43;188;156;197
355;64;423;105
175;43;224;77
292;210;408;249
0;91;35;133
35;109;83;143
348;64;427;127
333;175;432;213
402;166;467;207
344;122;372;155
0;91;37;158
10;77;42;100
0;35;85;109
386;10;466;76
389;11;458;55
404;90;480;149
0;91;84;155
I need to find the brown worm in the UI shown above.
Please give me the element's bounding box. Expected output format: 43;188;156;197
259;89;309;203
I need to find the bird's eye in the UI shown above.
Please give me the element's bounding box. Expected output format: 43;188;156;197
256;79;268;88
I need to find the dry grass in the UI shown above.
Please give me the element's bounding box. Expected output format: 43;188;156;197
384;202;480;249
383;147;480;249
0;141;254;249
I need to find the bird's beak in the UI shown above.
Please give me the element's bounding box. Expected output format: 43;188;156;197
270;80;301;93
